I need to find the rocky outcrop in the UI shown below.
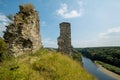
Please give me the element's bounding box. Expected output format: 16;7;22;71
58;22;72;55
4;4;42;57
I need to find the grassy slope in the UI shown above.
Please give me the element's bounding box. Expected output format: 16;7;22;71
0;48;96;80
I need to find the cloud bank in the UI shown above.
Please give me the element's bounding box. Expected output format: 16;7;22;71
73;27;120;48
42;27;120;48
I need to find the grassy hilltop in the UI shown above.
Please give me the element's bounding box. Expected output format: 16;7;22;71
0;47;96;80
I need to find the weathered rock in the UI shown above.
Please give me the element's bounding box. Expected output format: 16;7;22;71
58;22;72;55
4;4;42;57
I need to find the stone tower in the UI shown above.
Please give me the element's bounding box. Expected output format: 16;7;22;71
4;4;42;57
58;22;72;55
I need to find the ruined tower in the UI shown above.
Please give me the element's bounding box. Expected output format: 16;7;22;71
58;22;72;55
4;4;42;57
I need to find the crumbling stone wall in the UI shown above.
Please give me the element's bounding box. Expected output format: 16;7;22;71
4;4;42;57
58;22;72;55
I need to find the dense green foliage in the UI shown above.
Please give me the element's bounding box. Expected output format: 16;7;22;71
0;48;96;80
76;47;120;68
0;38;8;61
71;49;82;62
95;61;120;75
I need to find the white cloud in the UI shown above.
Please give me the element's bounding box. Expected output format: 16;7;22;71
56;0;84;18
42;38;57;48
100;27;120;38
99;27;120;46
0;13;9;37
0;14;8;22
73;27;120;47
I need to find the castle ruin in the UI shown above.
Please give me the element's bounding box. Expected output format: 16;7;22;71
4;4;42;57
58;22;72;55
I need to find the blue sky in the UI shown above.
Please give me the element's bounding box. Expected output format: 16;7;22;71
1;0;120;48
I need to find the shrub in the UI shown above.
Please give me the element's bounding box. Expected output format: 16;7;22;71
19;4;35;13
72;52;82;62
0;38;8;61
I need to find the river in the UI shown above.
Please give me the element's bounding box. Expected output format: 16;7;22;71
82;56;116;80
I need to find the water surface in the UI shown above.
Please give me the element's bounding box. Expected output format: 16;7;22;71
82;56;116;80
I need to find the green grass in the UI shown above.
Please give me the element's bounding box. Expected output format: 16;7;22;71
95;61;120;75
0;48;96;80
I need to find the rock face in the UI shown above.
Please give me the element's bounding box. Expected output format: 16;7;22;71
58;22;72;55
4;4;42;57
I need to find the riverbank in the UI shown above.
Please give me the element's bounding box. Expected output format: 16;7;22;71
96;63;120;80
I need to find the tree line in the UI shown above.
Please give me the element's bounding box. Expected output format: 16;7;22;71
76;47;120;68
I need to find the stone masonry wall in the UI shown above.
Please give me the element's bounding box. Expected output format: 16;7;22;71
4;4;42;57
58;22;72;55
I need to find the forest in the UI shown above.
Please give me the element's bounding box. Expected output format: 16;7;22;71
75;47;120;74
